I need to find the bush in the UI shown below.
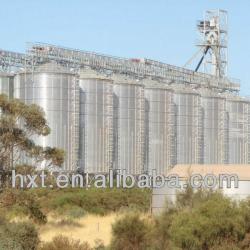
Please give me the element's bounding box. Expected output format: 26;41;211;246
209;242;241;250
0;219;39;250
93;239;105;250
0;189;47;224
39;235;91;250
47;188;151;216
155;191;245;250
66;206;86;219
239;233;250;249
110;213;152;250
107;190;250;250
56;218;81;227
151;207;177;250
0;187;151;219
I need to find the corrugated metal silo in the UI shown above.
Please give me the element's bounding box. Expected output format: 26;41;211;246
0;72;13;97
144;85;176;174
113;80;145;175
226;96;250;164
174;89;203;164
79;74;113;174
201;92;229;164
14;63;79;171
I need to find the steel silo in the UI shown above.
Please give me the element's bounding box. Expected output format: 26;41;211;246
0;72;13;97
14;62;79;171
201;91;229;164
226;96;250;164
79;74;113;174
113;80;145;175
174;88;203;164
144;84;175;175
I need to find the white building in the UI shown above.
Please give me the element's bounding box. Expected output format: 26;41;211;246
152;164;250;214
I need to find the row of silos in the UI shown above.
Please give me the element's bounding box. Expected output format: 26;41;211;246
3;63;250;174
78;73;145;175
2;68;154;174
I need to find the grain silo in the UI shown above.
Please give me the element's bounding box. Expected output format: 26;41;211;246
144;81;176;174
174;88;203;164
113;78;145;175
14;62;79;171
200;91;229;164
79;71;113;174
0;72;13;97
226;96;250;164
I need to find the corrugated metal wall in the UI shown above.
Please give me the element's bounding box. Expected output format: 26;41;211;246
201;94;229;164
113;82;145;175
145;87;176;174
227;97;250;164
174;90;203;164
79;77;113;173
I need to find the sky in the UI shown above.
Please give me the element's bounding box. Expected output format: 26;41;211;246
0;0;249;95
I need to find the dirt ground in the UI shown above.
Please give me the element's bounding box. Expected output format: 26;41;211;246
39;213;118;247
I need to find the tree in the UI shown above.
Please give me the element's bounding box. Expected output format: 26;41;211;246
0;188;47;224
0;94;64;172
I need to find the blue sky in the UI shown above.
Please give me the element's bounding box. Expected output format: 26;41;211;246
1;0;249;95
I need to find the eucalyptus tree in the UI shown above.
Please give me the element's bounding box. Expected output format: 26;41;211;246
0;94;64;171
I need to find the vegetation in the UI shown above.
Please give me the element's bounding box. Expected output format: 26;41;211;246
0;187;150;249
45;187;151;215
0;216;39;250
39;235;91;250
110;213;153;250
109;189;250;250
0;188;47;224
0;187;151;220
168;193;246;249
2;186;250;249
0;94;64;177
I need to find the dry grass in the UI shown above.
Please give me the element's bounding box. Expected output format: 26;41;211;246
39;213;118;247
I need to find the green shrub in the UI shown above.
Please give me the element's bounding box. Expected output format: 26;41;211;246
209;242;241;250
167;192;246;250
47;188;151;216
110;213;152;250
151;207;177;250
0;220;39;250
66;206;86;219
39;235;91;250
